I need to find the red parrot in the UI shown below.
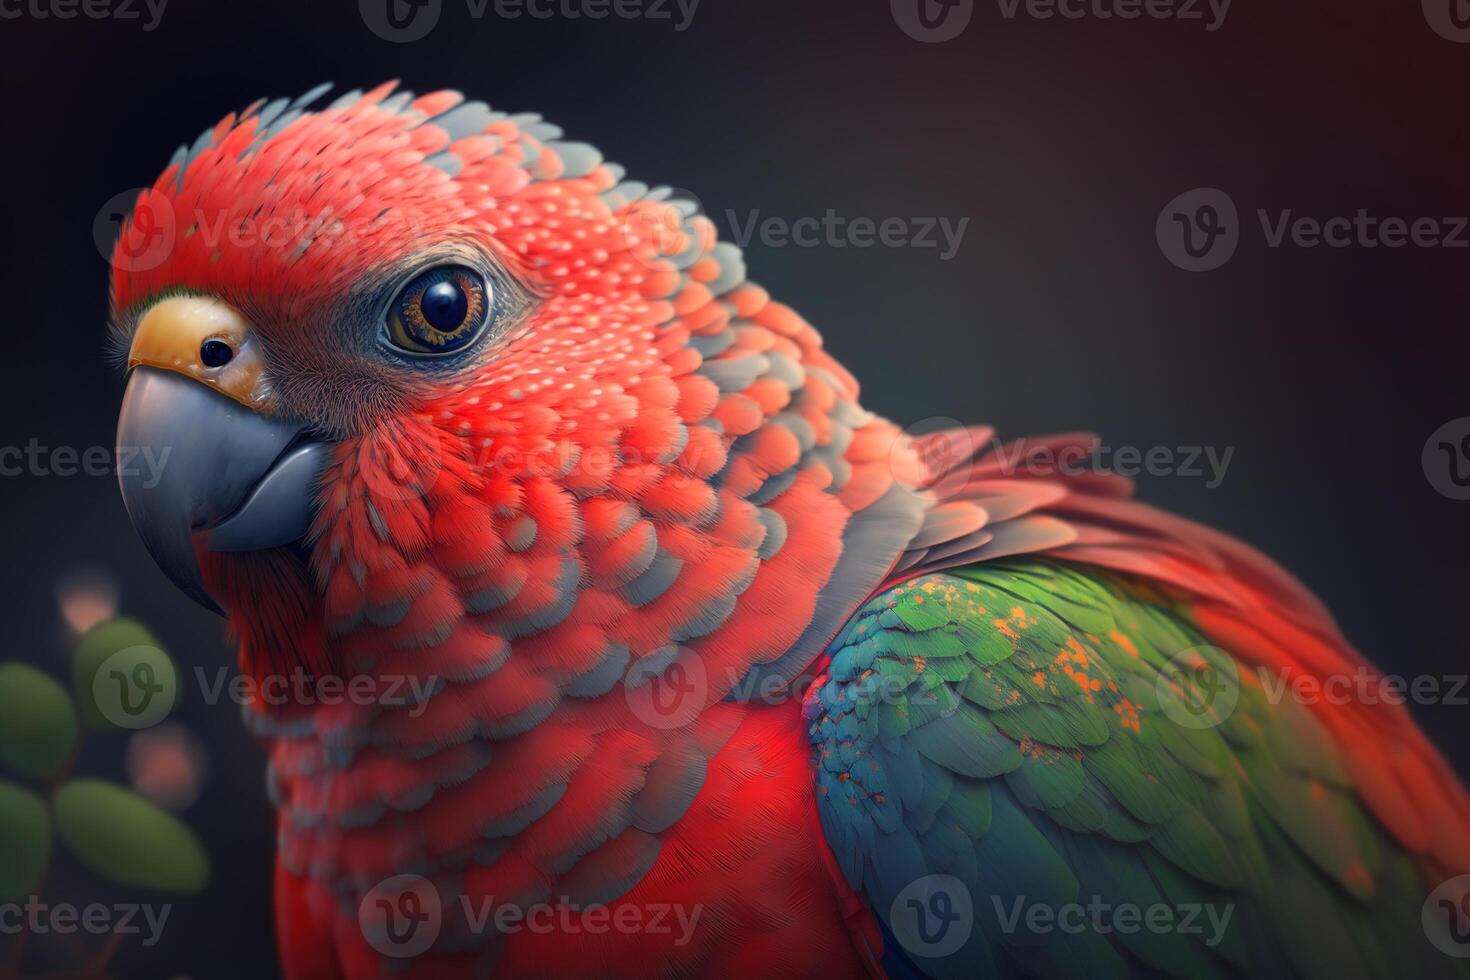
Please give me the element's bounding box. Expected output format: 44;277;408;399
109;83;1470;979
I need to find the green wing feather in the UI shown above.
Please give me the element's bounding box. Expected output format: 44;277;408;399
807;558;1468;979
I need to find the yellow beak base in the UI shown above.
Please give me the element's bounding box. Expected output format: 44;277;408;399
127;296;274;413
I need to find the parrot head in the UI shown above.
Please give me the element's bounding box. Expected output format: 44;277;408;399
110;81;933;690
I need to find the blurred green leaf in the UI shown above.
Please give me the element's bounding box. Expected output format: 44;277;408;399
53;779;208;893
0;662;79;779
73;618;178;731
0;780;50;902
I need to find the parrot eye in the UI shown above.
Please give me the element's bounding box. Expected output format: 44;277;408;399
386;265;492;356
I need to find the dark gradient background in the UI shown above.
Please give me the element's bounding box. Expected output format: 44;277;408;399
0;0;1466;976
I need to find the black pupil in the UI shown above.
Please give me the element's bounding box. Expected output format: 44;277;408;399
421;280;469;332
200;340;233;367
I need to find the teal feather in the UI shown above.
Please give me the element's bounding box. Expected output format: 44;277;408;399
807;559;1470;979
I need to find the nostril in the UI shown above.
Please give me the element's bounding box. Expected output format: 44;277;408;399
200;339;234;368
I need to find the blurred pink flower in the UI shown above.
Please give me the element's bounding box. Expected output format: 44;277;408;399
127;723;208;810
57;566;120;635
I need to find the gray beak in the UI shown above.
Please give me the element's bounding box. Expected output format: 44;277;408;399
116;367;330;614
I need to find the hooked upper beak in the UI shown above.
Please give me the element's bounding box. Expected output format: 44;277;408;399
116;297;330;614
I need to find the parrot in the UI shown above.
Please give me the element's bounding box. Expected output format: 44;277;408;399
107;81;1470;980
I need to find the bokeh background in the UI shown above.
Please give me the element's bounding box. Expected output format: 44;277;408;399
0;0;1466;975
